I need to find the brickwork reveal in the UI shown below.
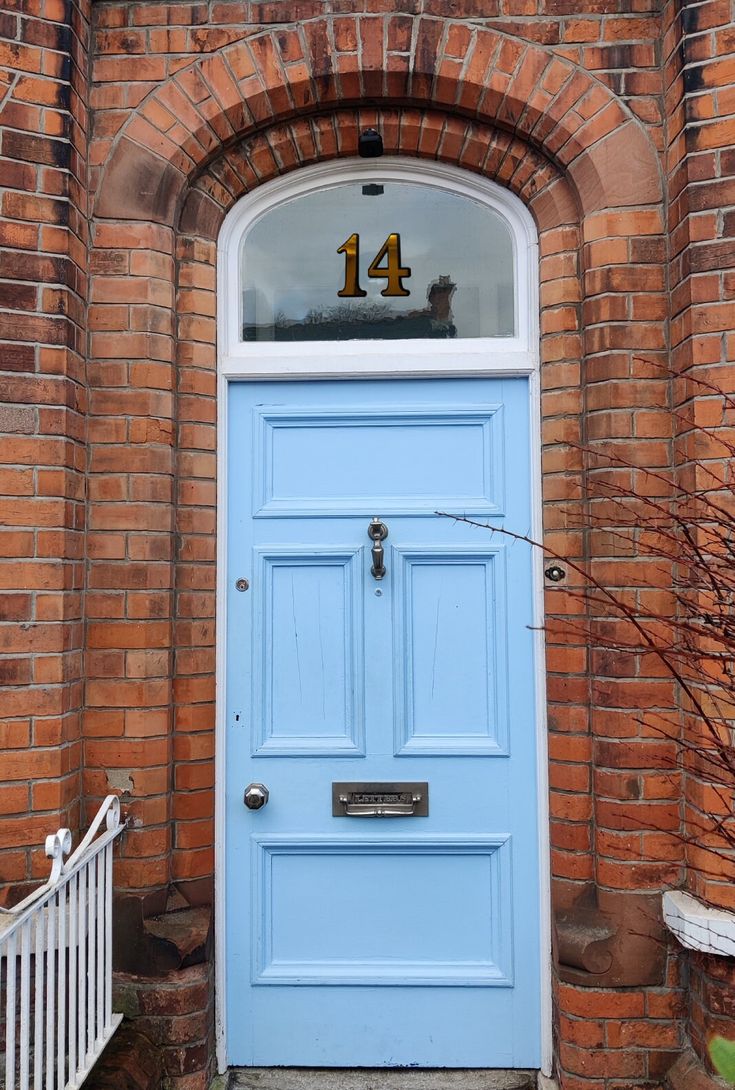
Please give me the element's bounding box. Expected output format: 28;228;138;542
1;1;735;1089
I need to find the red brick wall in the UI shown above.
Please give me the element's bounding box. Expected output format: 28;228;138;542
671;0;735;915
664;0;735;1080
0;0;89;896
2;2;735;1087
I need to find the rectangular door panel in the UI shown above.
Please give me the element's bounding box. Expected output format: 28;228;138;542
393;547;508;756
252;406;505;517
251;548;364;755
252;836;512;985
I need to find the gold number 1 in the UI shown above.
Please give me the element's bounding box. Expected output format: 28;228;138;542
337;233;412;298
337;233;367;298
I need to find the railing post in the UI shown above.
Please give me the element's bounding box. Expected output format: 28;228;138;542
5;929;17;1090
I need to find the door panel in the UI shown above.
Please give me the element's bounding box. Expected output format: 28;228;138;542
393;547;508;755
253;406;505;516
252;836;511;985
226;377;541;1068
251;548;364;755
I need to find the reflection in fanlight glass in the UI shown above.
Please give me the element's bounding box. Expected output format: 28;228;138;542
240;181;516;342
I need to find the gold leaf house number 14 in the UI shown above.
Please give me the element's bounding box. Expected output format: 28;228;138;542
337;233;412;298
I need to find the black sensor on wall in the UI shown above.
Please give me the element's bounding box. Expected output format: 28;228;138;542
358;128;383;157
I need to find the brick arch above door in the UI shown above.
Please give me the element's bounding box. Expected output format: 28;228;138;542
178;107;579;244
93;13;662;228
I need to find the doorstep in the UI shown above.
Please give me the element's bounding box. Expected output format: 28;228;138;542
227;1070;540;1090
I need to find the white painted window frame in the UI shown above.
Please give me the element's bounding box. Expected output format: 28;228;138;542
215;157;552;1077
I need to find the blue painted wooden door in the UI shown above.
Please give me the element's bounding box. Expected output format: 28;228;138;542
225;377;541;1068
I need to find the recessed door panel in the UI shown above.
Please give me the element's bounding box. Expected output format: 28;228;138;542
253;407;504;516
253;836;512;985
226;377;540;1069
251;549;364;755
393;548;508;756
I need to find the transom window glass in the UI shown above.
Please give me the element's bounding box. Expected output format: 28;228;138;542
240;181;516;342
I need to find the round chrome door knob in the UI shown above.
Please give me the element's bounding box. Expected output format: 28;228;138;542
243;783;269;811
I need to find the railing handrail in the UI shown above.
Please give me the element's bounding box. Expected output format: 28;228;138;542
0;796;124;934
1;794;126;1090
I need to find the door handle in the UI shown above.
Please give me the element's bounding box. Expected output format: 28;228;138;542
368;518;388;580
243;783;269;810
341;798;419;817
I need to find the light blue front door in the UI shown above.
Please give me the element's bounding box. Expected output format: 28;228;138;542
225;377;541;1068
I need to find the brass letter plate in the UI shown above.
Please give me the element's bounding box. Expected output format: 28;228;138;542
332;782;429;818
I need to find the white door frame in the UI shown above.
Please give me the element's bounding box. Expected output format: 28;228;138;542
213;157;552;1076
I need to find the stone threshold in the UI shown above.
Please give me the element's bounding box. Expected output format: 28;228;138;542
228;1069;540;1090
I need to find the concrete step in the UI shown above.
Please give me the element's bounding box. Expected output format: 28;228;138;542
229;1069;538;1090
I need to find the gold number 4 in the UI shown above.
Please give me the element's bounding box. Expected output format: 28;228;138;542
338;232;411;298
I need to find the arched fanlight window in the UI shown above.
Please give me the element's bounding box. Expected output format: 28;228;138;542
220;160;537;372
239;179;516;343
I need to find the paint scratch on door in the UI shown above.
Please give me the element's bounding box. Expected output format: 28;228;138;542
431;590;442;698
291;572;303;699
317;581;325;718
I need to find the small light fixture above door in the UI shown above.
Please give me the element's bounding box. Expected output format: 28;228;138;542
358;127;383;157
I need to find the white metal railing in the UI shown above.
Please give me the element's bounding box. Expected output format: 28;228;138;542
0;796;126;1090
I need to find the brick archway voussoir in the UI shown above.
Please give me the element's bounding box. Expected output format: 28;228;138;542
94;14;662;228
176;108;579;247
